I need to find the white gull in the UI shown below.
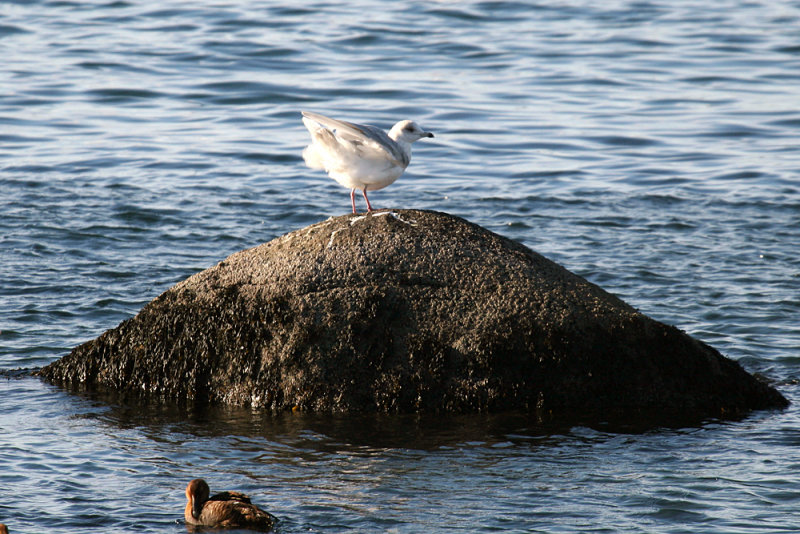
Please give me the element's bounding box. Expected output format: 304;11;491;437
301;111;434;213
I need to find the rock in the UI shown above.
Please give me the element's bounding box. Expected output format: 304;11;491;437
38;209;787;423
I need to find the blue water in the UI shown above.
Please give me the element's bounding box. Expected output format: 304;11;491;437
2;0;800;532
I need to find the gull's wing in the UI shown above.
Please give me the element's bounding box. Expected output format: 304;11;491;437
301;111;408;167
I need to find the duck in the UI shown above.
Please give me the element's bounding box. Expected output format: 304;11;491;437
184;478;277;531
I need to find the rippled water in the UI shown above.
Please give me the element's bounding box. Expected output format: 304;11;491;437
2;0;800;532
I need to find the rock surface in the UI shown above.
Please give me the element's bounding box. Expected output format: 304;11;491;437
39;209;787;422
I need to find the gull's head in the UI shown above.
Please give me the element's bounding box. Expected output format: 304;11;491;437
390;120;434;143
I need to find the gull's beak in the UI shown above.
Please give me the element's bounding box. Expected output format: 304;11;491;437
424;132;434;138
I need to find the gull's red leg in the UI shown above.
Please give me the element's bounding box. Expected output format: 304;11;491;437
350;188;356;214
362;189;373;212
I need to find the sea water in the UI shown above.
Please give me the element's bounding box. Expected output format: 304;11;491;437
2;1;800;532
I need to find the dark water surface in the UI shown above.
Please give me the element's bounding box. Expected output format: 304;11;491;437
2;0;800;532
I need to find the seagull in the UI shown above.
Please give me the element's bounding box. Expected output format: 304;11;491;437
184;479;277;532
301;111;433;213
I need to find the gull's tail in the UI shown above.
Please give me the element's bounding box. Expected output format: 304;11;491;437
302;144;325;170
301;112;338;171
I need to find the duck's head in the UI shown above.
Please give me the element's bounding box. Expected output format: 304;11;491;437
186;479;211;520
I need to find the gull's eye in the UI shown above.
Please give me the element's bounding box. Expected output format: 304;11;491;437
403;125;414;132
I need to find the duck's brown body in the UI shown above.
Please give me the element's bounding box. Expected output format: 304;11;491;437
184;479;276;531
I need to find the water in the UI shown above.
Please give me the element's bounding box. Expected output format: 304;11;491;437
2;0;800;531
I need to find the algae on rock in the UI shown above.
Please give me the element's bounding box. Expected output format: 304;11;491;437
39;210;788;423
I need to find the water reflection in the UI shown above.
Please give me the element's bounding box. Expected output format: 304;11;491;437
53;381;738;451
